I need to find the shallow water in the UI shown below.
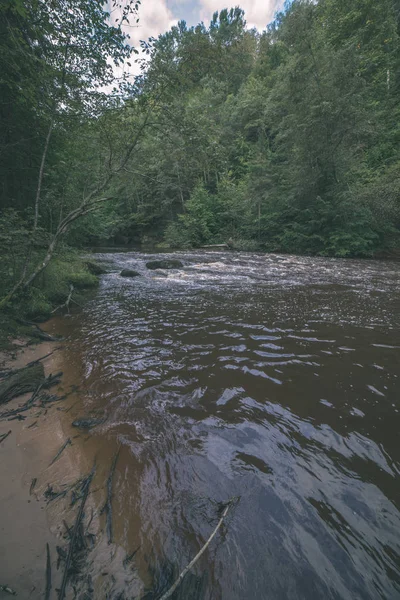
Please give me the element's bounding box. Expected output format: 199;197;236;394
50;251;400;599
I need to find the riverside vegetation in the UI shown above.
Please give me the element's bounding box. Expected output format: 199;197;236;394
0;0;400;331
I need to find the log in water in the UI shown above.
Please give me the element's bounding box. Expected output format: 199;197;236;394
42;251;400;599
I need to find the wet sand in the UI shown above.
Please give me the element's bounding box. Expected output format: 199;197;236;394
0;336;142;599
0;342;85;598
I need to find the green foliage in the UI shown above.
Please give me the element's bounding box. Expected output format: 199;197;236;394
1;0;400;272
38;254;98;300
178;184;216;246
93;1;399;257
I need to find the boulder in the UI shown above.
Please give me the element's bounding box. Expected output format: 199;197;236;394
120;269;141;277
146;259;183;270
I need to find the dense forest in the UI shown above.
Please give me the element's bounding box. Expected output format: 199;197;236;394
1;0;400;319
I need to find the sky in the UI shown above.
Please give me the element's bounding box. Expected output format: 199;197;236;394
124;0;285;48
110;0;285;80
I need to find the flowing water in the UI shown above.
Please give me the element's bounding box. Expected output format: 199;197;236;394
49;251;400;599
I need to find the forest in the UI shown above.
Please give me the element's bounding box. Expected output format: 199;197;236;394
1;0;400;321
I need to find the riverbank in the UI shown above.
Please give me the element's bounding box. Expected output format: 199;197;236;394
0;251;101;354
0;341;78;596
0;326;143;599
0;326;123;598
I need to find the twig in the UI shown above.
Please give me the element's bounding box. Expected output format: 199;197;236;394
0;430;11;445
0;380;44;420
157;499;235;600
49;438;71;466
123;545;141;568
52;284;74;314
45;543;52;600
30;478;37;495
101;447;121;544
26;348;60;368
59;464;96;600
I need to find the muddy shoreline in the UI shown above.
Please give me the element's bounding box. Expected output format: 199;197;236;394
0;326;146;600
0;339;82;597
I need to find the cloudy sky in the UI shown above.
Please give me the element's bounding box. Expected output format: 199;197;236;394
125;0;285;47
109;0;285;81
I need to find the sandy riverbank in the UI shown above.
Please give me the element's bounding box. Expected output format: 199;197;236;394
0;340;87;598
0;327;138;599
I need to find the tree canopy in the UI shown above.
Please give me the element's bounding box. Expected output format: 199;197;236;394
1;0;400;309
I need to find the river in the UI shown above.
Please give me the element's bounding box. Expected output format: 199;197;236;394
47;250;400;599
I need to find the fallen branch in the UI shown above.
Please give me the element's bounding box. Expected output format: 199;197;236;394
157;499;235;600
52;285;74;315
26;348;61;368
101;446;121;544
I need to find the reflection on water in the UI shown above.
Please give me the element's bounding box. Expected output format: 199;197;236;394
50;252;400;599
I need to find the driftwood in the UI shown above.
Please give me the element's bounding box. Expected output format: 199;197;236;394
157;499;235;600
201;243;230;249
101;447;121;545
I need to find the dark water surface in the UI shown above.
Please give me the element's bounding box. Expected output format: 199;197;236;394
51;251;400;599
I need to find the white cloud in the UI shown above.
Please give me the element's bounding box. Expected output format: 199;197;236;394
199;0;284;30
108;0;285;85
121;0;177;46
108;0;177;79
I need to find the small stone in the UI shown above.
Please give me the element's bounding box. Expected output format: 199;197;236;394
120;269;141;277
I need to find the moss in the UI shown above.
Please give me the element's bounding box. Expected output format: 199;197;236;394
37;254;98;302
0;250;99;350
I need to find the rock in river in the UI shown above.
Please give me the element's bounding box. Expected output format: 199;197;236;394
146;259;183;270
120;269;141;277
72;417;105;430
